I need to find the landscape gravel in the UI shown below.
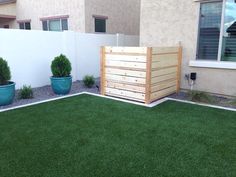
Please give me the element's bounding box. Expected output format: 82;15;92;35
169;92;236;109
0;80;100;110
1;80;235;110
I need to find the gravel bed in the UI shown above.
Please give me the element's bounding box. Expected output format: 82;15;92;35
169;91;236;109
1;80;236;110
0;80;100;110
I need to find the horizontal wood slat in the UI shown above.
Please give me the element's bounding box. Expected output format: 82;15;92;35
106;68;146;78
152;67;177;77
152;59;178;69
105;47;147;54
105;88;145;101
106;74;146;84
151;73;177;84
106;60;146;69
106;54;147;63
152;54;178;63
106;81;146;93
150;86;177;101
152;47;179;55
151;79;177;92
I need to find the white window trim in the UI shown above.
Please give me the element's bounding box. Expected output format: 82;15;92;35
189;60;236;69
191;0;236;69
217;0;226;61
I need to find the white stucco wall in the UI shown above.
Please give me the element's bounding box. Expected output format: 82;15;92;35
85;0;140;35
140;0;236;96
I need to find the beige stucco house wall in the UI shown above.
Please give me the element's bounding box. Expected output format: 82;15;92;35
0;2;16;28
85;0;140;35
140;0;236;96
0;0;140;35
0;2;15;16
3;0;86;32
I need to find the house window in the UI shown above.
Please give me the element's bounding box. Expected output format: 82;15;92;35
3;25;9;29
42;18;68;31
197;0;236;62
19;22;31;30
95;18;106;33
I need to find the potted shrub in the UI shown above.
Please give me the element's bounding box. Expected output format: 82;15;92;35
50;54;72;95
0;57;15;106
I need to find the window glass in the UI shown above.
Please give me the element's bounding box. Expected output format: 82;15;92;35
197;2;223;60
25;22;31;30
221;0;236;61
49;20;61;31
61;19;68;31
42;21;48;31
95;18;106;33
19;23;24;29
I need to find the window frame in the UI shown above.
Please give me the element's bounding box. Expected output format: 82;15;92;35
17;20;31;30
196;0;235;62
93;15;108;33
41;16;69;31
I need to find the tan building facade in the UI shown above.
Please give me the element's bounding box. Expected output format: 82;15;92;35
0;0;140;35
140;0;236;96
85;0;140;35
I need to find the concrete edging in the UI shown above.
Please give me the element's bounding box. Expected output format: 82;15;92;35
0;92;236;113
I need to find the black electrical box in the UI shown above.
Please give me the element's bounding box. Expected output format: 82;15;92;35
190;72;197;81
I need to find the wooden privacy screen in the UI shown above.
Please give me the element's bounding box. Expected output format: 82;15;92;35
100;46;182;104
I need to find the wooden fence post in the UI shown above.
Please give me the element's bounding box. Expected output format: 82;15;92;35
177;44;182;93
100;46;105;95
145;47;152;104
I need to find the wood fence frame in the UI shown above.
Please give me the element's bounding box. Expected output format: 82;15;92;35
100;46;182;104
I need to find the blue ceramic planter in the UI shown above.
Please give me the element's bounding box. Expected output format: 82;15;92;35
0;82;15;106
50;76;72;95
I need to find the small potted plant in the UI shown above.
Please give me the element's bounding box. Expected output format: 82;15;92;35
0;57;15;106
50;54;72;95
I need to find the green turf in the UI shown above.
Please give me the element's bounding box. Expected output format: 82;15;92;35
0;94;235;177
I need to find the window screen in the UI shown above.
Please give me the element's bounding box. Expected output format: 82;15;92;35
95;18;106;33
197;2;223;60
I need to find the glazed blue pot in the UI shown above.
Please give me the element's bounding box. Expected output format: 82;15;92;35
0;82;15;106
50;76;72;95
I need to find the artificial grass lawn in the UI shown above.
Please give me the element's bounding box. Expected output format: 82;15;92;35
0;94;235;177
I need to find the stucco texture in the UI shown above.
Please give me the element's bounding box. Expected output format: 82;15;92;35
10;0;86;32
0;2;15;16
85;0;140;35
140;0;236;96
0;0;141;35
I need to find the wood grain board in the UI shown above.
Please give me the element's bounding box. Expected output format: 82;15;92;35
101;46;182;104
